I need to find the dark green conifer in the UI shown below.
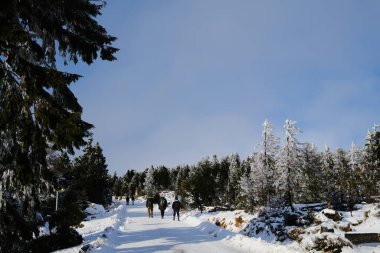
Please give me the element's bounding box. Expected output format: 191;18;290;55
0;0;117;251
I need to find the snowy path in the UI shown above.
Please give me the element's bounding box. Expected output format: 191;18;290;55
109;203;243;252
55;199;301;253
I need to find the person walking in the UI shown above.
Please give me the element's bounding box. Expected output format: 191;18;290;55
131;195;135;205
172;196;181;221
158;197;168;219
146;197;154;218
126;195;130;205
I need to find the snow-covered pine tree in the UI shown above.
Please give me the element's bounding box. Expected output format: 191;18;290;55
129;173;141;196
239;169;256;212
187;158;216;209
113;176;123;197
216;156;230;204
228;153;242;206
275;119;301;211
255;119;280;205
144;167;156;197
249;153;269;206
362;125;380;195
0;1;117;251
321;145;336;208
121;175;130;197
299;143;323;203
175;165;190;197
155;166;170;190
347;142;363;205
333;148;350;209
210;155;223;205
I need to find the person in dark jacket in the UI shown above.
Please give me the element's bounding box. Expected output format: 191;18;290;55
146;197;154;218
131;195;135;205
172;196;181;221
126;195;130;205
158;197;168;219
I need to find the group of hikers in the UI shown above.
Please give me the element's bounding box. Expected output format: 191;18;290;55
117;195;136;205
145;194;181;220
125;195;135;205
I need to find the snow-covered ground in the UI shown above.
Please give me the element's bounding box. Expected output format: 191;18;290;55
53;197;301;253
53;193;380;253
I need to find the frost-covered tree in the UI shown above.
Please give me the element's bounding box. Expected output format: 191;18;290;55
362;125;380;195
299;143;323;203
216;156;230;204
113;176;123;197
240;171;256;212
238;152;263;209
175;165;190;196
144;167;156;196
321;145;336;208
333;148;350;208
347;142;363;204
228;153;242;206
0;1;117;251
259;120;280;158
129;173;141;196
210;155;223;204
275;119;301;211
254;119;280;205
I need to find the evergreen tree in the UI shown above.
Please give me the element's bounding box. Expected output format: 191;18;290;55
299;143;323;203
333;148;350;208
362;125;380;195
144;167;156;196
73;140;110;205
121;175;130;197
155;166;170;190
321;145;336;208
0;1;117;251
250;153;268;206
239;174;254;210
109;172;118;194
189;157;217;209
168;167;179;191
113;176;123;197
210;155;223;204
228;153;242;206
175;165;190;197
129;173;140;196
347;142;362;205
275;119;301;211
254;119;280;205
48;152;86;231
215;156;230;204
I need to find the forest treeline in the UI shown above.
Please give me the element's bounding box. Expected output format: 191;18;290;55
113;120;380;213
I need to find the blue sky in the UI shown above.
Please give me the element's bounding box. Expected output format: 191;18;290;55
67;0;380;174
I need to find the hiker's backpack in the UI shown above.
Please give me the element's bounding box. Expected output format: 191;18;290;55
160;197;167;207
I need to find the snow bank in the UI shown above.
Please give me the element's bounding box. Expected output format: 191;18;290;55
53;192;380;253
181;210;302;253
322;208;337;215
84;203;106;215
186;209;255;233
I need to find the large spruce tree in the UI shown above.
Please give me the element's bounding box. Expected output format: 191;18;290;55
0;0;117;251
73;140;110;205
275;119;301;211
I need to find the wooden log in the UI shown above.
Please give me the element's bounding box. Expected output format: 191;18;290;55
345;233;380;244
